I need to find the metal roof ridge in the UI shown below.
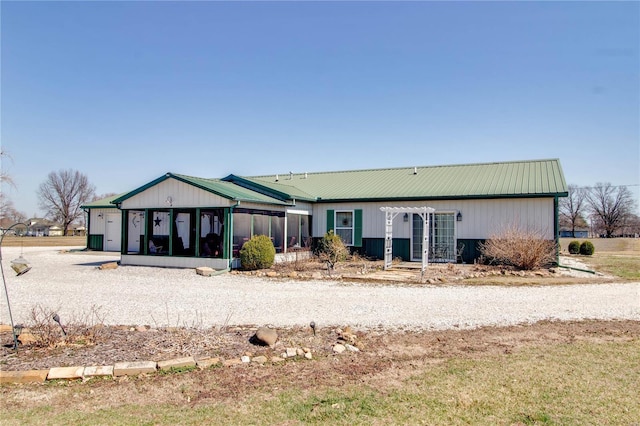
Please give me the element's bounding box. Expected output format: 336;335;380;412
248;158;561;178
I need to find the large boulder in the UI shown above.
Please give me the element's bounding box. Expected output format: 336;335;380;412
252;327;278;347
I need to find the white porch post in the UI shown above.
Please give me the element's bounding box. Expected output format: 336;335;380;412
383;210;398;270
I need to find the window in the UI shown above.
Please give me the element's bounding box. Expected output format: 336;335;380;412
335;211;354;245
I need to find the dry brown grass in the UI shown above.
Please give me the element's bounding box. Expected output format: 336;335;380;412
1;320;639;425
1;236;85;247
560;237;640;254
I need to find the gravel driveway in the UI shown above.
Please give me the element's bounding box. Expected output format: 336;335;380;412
2;247;639;330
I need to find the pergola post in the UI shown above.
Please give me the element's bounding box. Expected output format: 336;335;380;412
380;207;435;271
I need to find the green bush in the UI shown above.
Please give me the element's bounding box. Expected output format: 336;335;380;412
568;240;581;255
239;235;276;270
315;230;348;270
579;241;595;256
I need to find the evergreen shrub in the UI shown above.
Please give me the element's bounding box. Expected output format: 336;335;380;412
579;241;595;256
568;240;581;255
240;235;276;270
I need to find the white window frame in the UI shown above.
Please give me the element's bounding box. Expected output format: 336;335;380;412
334;210;354;246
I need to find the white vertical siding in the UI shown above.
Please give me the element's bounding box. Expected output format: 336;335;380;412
287;201;313;215
120;178;234;209
89;208;118;235
313;198;555;240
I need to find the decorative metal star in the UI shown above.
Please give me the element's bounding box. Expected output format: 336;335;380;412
154;217;162;226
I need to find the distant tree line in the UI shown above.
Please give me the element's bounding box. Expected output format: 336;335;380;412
560;183;639;238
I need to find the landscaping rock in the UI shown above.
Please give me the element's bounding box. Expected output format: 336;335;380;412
17;332;38;345
304;352;313;360
0;324;13;333
253;327;278;346
270;356;285;363
222;359;242;367
196;266;214;276
345;344;360;352
286;347;298;358
157;356;196;371
252;355;268;364
113;361;157;376
47;366;84;380
0;370;49;384
98;261;118;270
196;357;220;369
241;355;251;363
83;365;114;378
333;344;346;354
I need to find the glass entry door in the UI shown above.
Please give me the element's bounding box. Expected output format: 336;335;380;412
411;214;424;261
412;213;456;262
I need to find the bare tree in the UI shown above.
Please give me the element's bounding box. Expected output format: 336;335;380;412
37;169;96;236
0;149;15;188
559;184;588;237
586;183;635;238
0;193;27;228
0;150;25;228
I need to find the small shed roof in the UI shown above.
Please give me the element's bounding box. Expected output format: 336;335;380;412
82;193;127;209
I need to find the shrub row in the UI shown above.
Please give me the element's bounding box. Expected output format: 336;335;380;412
568;240;595;256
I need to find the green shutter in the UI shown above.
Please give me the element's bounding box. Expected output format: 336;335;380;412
326;210;334;234
354;209;363;247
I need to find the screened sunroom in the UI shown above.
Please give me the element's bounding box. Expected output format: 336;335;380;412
110;173;313;269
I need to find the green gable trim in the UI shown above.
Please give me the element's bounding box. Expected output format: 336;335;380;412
112;174;174;205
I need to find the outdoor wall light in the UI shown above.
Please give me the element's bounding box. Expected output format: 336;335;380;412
456;211;463;222
403;213;409;222
97;213;103;219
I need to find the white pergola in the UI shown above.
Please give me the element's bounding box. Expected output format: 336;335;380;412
380;206;435;272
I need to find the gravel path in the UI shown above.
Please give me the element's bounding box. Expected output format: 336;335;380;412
2;247;639;330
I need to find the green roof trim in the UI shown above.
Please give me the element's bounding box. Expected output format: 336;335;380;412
110;173;290;207
244;159;568;201
222;174;317;202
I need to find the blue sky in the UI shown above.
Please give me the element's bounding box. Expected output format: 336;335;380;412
2;1;638;217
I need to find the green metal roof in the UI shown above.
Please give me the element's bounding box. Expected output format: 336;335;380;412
241;159;568;201
110;173;289;206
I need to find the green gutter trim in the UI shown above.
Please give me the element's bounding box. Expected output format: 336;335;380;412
314;193;568;203
557;264;596;275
